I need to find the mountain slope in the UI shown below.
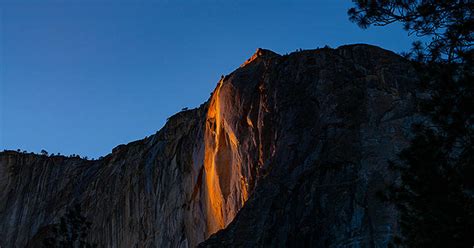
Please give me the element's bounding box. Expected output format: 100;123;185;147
0;44;418;247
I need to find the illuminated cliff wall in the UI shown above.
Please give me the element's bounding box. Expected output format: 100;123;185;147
0;44;418;247
203;80;245;234
0;48;274;248
199;48;280;236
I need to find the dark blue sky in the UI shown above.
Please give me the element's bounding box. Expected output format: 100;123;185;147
1;1;415;158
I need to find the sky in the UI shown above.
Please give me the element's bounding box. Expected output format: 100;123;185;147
0;0;416;158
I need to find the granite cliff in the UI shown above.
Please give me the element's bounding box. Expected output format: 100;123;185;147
0;44;418;247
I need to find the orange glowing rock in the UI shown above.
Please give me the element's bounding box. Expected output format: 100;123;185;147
241;48;265;67
203;80;226;234
202;78;250;236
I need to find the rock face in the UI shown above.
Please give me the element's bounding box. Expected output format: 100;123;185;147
0;44;418;247
200;45;419;248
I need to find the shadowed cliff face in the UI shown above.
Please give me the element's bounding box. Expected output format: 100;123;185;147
0;44;418;247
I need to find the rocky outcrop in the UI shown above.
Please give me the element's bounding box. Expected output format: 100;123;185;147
0;44;418;247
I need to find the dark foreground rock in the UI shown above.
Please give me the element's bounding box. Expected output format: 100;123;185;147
0;44;418;247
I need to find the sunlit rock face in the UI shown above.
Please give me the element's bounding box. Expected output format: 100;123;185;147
201;48;281;235
0;44;418;248
201;45;419;247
